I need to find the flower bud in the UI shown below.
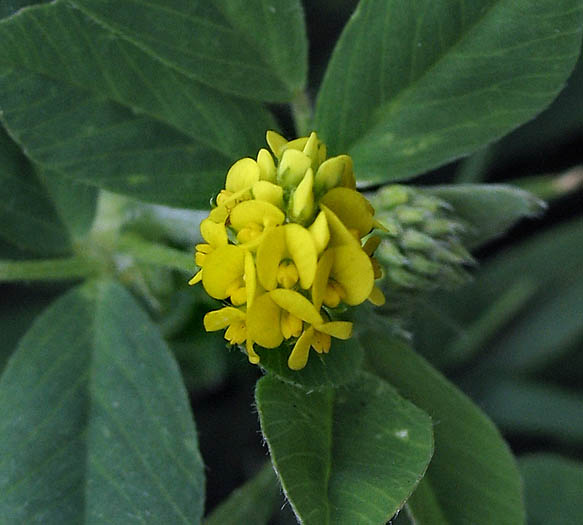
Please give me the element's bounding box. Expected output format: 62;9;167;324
376;184;410;208
370;185;473;294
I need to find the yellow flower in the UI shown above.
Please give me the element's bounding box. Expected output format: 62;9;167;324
188;218;228;286
203;306;260;364
256;224;318;291
191;131;386;370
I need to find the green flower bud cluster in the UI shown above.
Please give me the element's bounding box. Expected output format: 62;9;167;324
370;185;474;292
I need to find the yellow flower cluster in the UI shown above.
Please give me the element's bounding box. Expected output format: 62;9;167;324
190;131;385;370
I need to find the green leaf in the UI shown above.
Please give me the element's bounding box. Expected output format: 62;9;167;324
427;184;545;248
39;169;98;238
443;278;538;366
493;53;583;163
0;126;71;255
70;0;307;102
468;218;583;294
474;378;583;444
405;477;449;525
256;337;364;390
173;337;229;393
453;146;495;183
391;510;414;525
0;68;228;208
411;219;583;368
360;323;525;524
520;454;583;525
0;1;274;159
483;271;583;372
256;372;434;525
0;1;280;207
0;0;51;19
0;280;205;523
204;463;280;525
315;0;583;182
0;285;63;374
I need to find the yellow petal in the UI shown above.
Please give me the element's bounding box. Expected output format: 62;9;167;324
194;250;206;267
224;320;247;344
290;168;314;222
256;227;286;290
320;204;360;248
284;223;318;289
203;307;245;331
230;286;247;306
339;155;356;189
215;187;251;210
257;148;276;182
302;132;320;166
277;260;299;289
236;221;262;244
368;286;386;306
200;218;228;247
230;200;285;231
281;310;303;339
202;245;245;299
320;187;374;238
269;289;323;326
239;229;269;252
266;130;288;159
209;205;229;223
323;281;344;308
308;210;330;254
288;327;314;370
278;149;311;187
312;249;334;310
244;250;257;307
246;339;260;364
315;321;353;339
311;330;331;353
188;269;203;285
330;245;374;305
314;155;347;194
252;180;283;208
284;136;309;152
225;158;261;193
246;292;283;348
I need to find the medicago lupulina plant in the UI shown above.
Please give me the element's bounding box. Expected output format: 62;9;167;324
0;1;582;524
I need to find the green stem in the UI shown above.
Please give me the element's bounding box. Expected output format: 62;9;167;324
291;89;313;136
0;256;99;282
116;233;193;273
510;167;583;200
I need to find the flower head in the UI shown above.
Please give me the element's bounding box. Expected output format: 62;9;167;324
190;131;385;370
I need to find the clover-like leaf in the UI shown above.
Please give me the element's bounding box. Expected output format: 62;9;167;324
0;280;205;523
256;372;433;524
316;0;583;183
